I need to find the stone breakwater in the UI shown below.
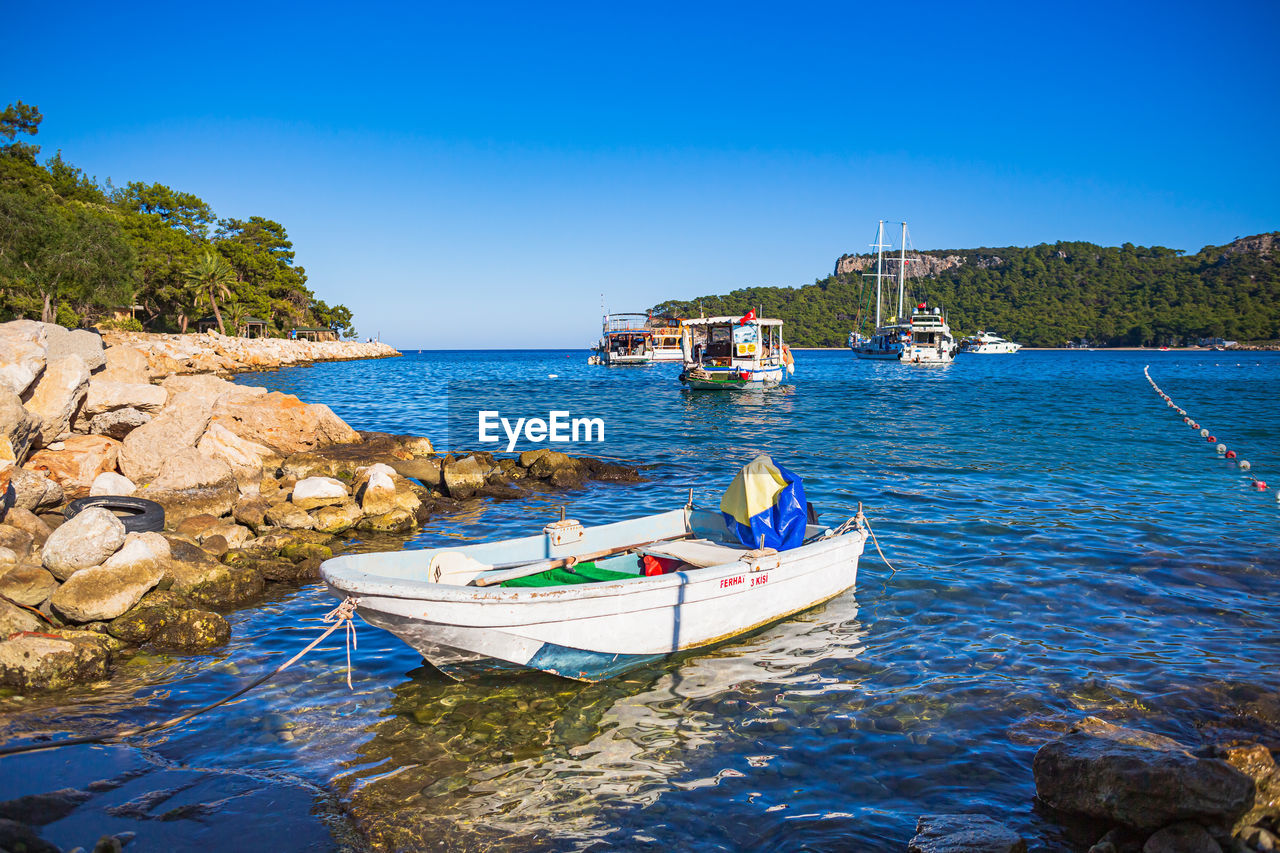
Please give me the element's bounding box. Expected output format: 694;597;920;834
98;328;400;377
0;319;640;693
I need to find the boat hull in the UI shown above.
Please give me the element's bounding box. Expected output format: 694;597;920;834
321;509;864;681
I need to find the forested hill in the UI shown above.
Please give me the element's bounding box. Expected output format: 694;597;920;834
651;234;1280;347
0;101;356;337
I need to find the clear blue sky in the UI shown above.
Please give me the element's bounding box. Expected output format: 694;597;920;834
8;1;1278;348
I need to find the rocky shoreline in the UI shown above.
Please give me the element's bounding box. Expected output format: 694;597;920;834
97;328;401;377
0;319;641;696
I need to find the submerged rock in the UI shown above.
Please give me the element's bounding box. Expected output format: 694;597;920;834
1033;717;1253;831
442;455;486;499
908;814;1027;853
1141;822;1221;853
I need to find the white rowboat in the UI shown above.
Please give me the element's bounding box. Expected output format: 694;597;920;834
320;507;865;681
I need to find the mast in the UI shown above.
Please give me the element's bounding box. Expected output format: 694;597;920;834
897;222;907;321
874;220;885;328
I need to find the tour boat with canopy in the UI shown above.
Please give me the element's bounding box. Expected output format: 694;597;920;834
319;457;865;681
592;313;655;365
678;311;793;390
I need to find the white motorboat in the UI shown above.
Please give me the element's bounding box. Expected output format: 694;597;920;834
960;331;1022;354
320;502;865;682
901;302;957;364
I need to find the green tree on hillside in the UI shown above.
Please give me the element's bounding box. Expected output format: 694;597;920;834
183;250;237;334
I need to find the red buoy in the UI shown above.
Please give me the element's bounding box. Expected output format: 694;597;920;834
1226;450;1237;459
1254;480;1268;490
1206;435;1216;442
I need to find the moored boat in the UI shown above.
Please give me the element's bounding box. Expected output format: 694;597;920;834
595;313;655;365
649;317;685;362
678;312;792;390
320;462;864;682
959;331;1021;354
901;302;957;364
851;221;911;361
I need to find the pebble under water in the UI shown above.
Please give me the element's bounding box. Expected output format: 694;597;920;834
2;349;1278;852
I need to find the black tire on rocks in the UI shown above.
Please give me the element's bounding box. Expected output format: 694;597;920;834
64;495;166;534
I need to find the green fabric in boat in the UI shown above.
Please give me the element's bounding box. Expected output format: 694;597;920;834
500;561;637;588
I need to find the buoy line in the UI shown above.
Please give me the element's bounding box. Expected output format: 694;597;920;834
1144;365;1274;499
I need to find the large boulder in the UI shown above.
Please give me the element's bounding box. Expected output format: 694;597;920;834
4;466;63;512
90;471;137;497
85;406;152;440
101;344;150;383
49;542;166;623
1141;823;1222;853
108;594;230;652
195;422;278;482
312;501;363;534
140;447;237;525
908;814;1027;853
24;435;122;498
42;506;127;580
44;327;105;373
210;391;360;454
81;378;167;417
0;525;34;561
22;354;89;445
0;320;49;396
442;455;487;498
1032;717;1253;831
166;557;264;609
0;386;40;465
0;564;59;607
264;501;316;530
291;476;349;510
117;394;213;482
1;507;52;548
0;631;113;690
161;373;263;409
358;465;400;514
0;597;43;638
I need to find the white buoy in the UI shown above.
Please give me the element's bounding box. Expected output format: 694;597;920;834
1240;460;1252;471
1216;444;1226;454
548;374;558;378
1200;429;1209;438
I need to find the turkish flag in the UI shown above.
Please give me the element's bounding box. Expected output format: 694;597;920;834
739;309;756;325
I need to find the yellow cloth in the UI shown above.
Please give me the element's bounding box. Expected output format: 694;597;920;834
720;455;787;525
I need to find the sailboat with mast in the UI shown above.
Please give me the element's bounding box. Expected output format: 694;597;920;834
849;221;911;360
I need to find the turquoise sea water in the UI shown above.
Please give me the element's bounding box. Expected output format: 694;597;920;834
2;349;1278;852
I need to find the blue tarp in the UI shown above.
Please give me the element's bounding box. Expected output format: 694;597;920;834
720;455;808;551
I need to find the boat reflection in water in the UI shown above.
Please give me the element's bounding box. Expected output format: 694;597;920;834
334;592;865;849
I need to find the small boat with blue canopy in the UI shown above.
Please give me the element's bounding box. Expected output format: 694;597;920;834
319;456;865;681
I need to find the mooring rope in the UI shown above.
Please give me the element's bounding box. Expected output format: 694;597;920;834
0;597;360;758
1144;365;1272;496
